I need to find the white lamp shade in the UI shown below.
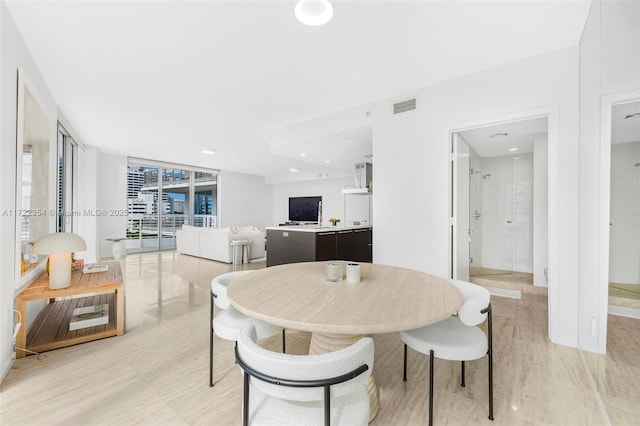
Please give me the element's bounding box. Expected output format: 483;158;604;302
32;233;86;289
32;232;87;255
295;0;333;26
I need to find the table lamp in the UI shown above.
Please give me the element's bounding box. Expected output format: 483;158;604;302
32;232;87;289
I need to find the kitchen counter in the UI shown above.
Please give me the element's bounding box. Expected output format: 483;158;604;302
266;225;372;267
266;224;372;232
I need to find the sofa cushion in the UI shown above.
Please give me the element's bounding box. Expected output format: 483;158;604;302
182;224;200;232
200;226;231;235
232;225;257;234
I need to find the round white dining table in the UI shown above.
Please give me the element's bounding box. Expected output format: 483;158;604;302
227;261;462;422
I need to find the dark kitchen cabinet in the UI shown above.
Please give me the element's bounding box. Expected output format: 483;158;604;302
266;227;372;267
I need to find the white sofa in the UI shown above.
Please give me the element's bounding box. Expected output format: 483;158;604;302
176;225;266;263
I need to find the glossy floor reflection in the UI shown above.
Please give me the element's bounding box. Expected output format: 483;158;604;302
0;252;632;425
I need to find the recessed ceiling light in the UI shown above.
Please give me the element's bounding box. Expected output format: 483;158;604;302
201;149;216;155
289;168;299;172
509;147;518;151
295;0;333;26
513;157;520;160
325;160;331;164
300;153;307;157
489;132;508;138
624;112;640;119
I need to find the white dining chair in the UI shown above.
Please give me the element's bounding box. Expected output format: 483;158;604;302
209;270;285;387
400;279;493;425
236;324;373;426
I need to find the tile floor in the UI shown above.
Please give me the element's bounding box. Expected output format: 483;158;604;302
0;252;637;425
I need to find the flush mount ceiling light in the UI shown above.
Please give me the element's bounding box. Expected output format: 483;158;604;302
509;147;518;151
289;168;299;172
201;149;216;155
295;0;333;26
489;132;509;138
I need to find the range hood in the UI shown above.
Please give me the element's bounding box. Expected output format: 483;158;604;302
341;162;372;194
341;187;371;194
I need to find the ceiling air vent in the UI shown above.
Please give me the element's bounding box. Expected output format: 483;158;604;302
393;98;417;115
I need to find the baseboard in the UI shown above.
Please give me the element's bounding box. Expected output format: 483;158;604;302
249;257;266;263
0;358;14;385
608;304;640;319
486;286;522;299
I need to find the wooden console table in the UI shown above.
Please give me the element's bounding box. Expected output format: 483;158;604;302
15;261;124;359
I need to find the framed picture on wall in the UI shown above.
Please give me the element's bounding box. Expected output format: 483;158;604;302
15;68;55;288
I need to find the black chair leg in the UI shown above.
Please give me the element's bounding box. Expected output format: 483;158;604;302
461;360;465;387
487;305;494;421
429;349;434;426
209;293;214;387
282;329;286;353
403;343;408;381
242;372;250;426
323;385;331;426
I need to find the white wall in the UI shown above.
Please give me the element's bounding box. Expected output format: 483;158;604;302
609;142;640;284
578;0;603;354
76;146;98;263
96;151;128;260
219;170;273;230
579;0;640;353
276;47;580;348
376;49;579;347
0;0;58;380
272;177;371;226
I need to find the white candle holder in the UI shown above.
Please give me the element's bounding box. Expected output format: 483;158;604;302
346;263;361;283
325;262;342;282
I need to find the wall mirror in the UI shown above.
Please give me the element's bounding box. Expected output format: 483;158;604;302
15;69;53;286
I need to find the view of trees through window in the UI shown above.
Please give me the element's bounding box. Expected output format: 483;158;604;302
126;161;219;253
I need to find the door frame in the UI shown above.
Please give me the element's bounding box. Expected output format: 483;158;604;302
447;105;559;339
598;90;640;352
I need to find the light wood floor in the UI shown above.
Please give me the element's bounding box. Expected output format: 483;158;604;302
470;267;547;297
1;252;637;425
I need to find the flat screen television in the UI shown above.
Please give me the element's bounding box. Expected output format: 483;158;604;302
289;196;322;223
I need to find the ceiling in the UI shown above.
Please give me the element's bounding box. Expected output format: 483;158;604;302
455;99;640;158
5;0;592;181
612;100;640;145
457;117;548;158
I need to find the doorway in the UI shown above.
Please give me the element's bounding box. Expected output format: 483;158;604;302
452;117;549;291
608;99;640;309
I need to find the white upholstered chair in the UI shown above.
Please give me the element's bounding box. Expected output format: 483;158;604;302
209;270;284;387
400;279;494;425
236;324;373;426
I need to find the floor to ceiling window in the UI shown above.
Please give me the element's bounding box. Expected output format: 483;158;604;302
57;123;78;233
125;160;219;253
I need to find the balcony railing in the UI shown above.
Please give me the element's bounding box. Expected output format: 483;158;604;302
126;214;217;252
